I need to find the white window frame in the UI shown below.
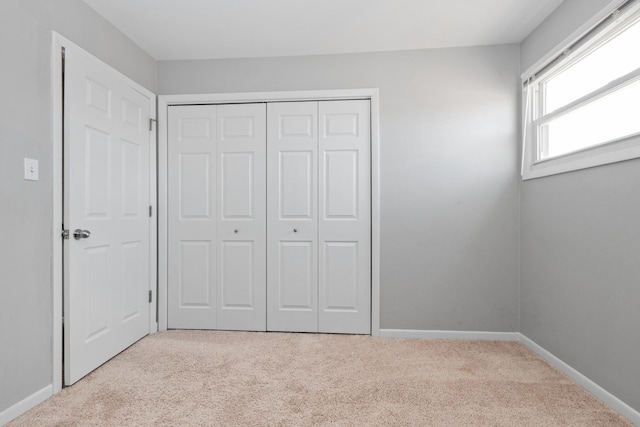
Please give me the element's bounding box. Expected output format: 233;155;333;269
522;0;640;180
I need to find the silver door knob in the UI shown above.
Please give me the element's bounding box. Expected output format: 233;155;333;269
234;229;239;234
73;229;91;240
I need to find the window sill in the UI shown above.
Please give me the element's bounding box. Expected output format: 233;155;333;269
522;133;640;180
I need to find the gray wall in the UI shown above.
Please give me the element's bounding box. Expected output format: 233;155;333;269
159;45;521;332
0;0;55;412
0;0;156;415
52;0;157;92
520;0;640;412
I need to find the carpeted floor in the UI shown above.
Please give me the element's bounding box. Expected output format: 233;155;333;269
9;331;630;426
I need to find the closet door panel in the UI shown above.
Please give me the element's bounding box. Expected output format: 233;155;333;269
216;103;266;331
278;241;315;310
267;102;318;332
279;151;314;218
318;100;371;334
168;105;218;329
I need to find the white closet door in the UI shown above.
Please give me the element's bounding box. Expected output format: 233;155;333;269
167;105;217;329
64;45;151;384
216;104;267;331
318;100;371;334
267;102;319;332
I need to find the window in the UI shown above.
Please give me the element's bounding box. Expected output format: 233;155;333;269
521;2;640;179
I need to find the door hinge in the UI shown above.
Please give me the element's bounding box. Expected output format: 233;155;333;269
149;205;153;217
149;290;153;303
62;229;69;240
149;118;157;132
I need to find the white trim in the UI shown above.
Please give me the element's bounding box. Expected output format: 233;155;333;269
51;34;63;395
158;98;169;331
523;134;640;180
157;89;381;335
0;385;53;426
51;32;159;391
159;89;376;106
370;93;381;336
379;329;520;341
519;334;640;426
147;92;158;335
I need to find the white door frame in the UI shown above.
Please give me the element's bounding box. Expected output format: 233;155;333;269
158;89;381;335
51;32;158;394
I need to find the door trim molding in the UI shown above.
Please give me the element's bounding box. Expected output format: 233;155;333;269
158;89;381;335
52;33;63;396
52;32;158;395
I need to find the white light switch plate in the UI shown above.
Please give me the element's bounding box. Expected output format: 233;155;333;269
24;158;39;181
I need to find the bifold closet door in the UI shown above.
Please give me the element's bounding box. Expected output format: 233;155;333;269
168;105;217;329
267;102;319;332
167;104;266;331
266;100;371;334
318;100;371;334
216;104;266;331
168;100;369;333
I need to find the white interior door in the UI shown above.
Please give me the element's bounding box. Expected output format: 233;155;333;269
318;100;371;334
64;46;152;384
216;104;266;331
167;105;217;329
266;102;319;332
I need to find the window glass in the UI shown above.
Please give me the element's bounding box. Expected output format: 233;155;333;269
544;17;640;114
539;79;640;159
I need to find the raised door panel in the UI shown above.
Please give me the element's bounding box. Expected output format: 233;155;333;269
221;152;254;219
324;150;359;219
322;242;359;311
179;241;213;308
84;127;111;218
121;140;142;218
167;105;217;329
220;241;255;308
84;245;110;341
278;241;314;310
267;102;318;332
216;103;266;331
318;100;371;334
121;241;143;324
279;151;314;219
179;153;212;219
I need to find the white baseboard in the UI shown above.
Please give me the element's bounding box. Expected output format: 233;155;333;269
379;328;520;341
0;384;52;426
519;334;640;426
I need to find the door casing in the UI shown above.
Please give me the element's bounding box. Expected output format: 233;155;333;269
52;32;158;394
158;90;381;335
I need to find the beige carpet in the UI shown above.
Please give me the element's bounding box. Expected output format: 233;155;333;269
9;331;630;426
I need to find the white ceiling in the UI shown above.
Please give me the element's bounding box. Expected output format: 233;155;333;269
83;0;564;61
